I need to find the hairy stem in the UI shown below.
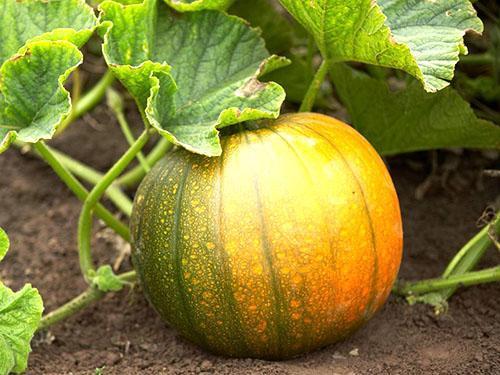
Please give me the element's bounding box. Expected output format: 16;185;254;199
33;142;130;242
78;131;150;279
299;59;329;113
37;271;137;332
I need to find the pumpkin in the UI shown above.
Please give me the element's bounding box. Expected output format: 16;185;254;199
130;113;403;360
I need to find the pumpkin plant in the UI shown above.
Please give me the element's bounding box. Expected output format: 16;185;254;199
0;0;499;372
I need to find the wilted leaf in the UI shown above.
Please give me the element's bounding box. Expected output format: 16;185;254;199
330;64;500;155
100;0;288;156
279;0;483;92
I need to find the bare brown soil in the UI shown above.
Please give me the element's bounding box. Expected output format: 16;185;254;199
0;111;499;374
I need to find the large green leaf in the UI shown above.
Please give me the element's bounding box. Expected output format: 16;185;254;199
0;0;97;66
0;228;8;263
331;64;500;155
0;41;83;153
164;0;235;11
100;0;288;156
279;0;483;92
0;284;43;375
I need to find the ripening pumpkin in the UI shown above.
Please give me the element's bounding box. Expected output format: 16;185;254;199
130;113;403;360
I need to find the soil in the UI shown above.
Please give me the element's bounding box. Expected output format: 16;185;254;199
0;111;499;375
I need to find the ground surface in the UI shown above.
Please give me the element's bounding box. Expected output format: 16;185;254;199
0;111;499;375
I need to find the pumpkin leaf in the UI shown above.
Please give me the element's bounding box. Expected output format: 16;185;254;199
279;0;483;93
0;228;8;263
164;0;235;11
0;41;83;153
89;265;126;293
0;284;43;375
330;64;500;155
0;0;97;66
0;0;97;153
0;229;44;375
100;0;288;156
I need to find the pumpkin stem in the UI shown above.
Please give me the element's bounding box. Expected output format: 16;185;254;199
300;59;329;113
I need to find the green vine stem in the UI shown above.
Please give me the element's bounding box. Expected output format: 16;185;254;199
57;70;116;134
117;137;172;188
71;68;82;110
19;141;133;216
107;88;151;173
33;142;130;242
395;266;500;296
443;213;499;277
439;212;500;299
394;213;500;299
299;59;330;113
78;130;151;280
48;146;133;216
37;270;137;332
74;71;116;119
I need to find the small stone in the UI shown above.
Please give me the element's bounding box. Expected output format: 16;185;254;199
349;348;359;357
200;360;213;370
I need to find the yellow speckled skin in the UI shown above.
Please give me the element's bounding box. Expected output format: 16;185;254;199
130;113;403;360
